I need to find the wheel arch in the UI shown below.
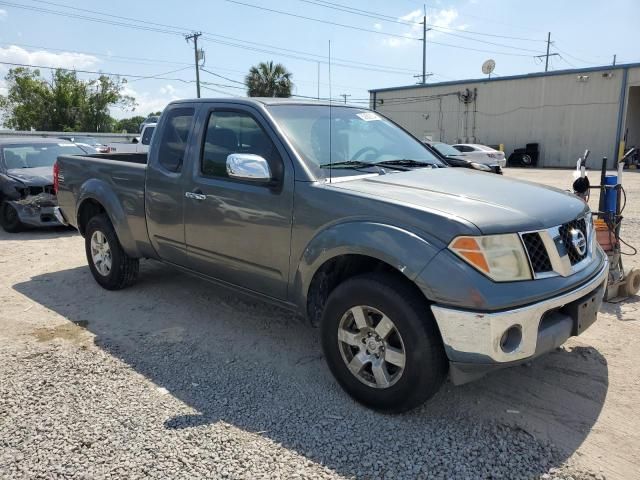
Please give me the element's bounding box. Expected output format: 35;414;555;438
292;222;443;326
75;178;142;258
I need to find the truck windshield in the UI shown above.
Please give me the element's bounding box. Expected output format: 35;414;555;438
267;105;443;178
2;143;85;169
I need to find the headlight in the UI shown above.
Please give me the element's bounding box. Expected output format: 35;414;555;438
470;162;492;172
449;234;532;281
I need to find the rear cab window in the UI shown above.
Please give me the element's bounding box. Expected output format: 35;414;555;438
156;107;195;172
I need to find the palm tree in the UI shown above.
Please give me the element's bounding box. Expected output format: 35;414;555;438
245;61;293;98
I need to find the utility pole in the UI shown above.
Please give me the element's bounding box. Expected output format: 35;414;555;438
339;94;351;104
534;32;559;72
317;62;320;100
421;5;431;84
185;32;202;98
613;54;617;66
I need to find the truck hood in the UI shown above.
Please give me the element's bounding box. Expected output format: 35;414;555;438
6;167;54;187
329;168;588;235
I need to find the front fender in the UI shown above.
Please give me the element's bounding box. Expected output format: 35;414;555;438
291;221;444;308
76;178;141;258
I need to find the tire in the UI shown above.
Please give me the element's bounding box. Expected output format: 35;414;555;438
320;273;447;413
84;213;139;290
520;154;533;166
0;200;23;233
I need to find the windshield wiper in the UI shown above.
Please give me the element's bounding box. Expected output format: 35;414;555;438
319;160;372;169
372;159;437;169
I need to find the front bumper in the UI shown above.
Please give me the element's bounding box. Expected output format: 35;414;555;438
431;258;608;384
10;194;63;228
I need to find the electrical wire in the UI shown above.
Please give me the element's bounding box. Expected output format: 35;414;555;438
0;60;195;83
200;68;245;85
222;0;421;41
293;0;547;42
2;1;421;76
222;0;544;57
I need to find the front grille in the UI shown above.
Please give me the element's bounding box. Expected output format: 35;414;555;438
522;232;552;273
558;217;588;265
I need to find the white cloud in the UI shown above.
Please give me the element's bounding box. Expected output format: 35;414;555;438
383;8;464;48
0;9;7;21
111;83;184;119
373;23;382;31
0;45;99;70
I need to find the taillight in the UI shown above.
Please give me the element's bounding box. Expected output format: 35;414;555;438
53;161;60;194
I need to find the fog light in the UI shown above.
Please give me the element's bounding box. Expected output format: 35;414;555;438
500;325;522;353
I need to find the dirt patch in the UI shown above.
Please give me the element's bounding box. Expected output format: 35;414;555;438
32;320;90;344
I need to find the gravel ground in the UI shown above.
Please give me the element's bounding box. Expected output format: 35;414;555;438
1;168;638;479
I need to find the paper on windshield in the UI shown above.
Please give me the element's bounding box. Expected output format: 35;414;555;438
356;112;381;122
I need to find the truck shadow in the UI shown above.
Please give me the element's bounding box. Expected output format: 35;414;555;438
13;261;608;478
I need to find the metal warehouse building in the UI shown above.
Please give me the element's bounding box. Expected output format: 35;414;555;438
369;63;640;168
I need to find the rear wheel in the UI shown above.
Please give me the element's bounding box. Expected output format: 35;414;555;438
85;214;139;290
320;273;447;412
0;201;23;233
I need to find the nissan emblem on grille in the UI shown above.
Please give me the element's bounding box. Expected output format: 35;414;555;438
570;228;587;256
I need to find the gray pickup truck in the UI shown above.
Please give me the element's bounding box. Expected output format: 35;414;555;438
55;98;608;412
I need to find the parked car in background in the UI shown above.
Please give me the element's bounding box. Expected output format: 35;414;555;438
452;144;506;169
425;141;502;174
55;98;607;412
139;115;160;133
59;135;109;154
0;138;85;232
106;123;156;154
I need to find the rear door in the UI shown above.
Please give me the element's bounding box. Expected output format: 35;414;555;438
145;105;197;265
183;103;294;299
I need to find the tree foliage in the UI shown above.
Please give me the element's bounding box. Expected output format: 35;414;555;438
0;67;136;132
245;61;293;98
113;115;146;133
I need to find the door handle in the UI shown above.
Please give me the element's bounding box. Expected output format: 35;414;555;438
185;190;206;201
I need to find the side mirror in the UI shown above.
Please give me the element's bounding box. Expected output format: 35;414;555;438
226;153;272;182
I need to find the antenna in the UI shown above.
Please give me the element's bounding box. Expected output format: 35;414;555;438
328;39;332;184
482;59;496;79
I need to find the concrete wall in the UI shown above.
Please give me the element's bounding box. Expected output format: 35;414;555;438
372;66;640;167
0;130;138;143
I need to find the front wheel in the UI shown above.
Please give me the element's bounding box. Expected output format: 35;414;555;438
85;214;139;290
320;273;447;412
0;201;23;233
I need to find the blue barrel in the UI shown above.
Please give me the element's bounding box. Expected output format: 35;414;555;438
604;175;618;214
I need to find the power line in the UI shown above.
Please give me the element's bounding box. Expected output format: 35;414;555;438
127;66;193;82
0;60;196;83
1;1;420;76
0;42;192;67
295;0;546;46
221;0;543;58
222;0;421;41
200;68;245;85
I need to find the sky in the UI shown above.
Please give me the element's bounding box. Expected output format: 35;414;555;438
0;0;639;120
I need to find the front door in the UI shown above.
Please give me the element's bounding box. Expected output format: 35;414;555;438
183;104;294;300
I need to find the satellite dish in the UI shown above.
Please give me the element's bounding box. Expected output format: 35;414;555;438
482;59;496;76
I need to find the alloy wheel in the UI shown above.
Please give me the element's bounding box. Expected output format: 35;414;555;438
337;305;406;389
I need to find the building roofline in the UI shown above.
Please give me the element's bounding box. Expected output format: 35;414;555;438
369;62;640;94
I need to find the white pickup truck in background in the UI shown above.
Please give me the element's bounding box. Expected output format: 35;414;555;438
106;123;156;154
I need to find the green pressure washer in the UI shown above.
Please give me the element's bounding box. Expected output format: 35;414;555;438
573;148;640;302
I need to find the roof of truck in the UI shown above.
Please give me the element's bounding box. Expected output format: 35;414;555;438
168;97;366;108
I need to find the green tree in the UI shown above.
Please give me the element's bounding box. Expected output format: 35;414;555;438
114;115;146;133
0;68;136;132
245;61;293;98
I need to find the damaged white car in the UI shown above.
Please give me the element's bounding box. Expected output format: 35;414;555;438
0;138;85;232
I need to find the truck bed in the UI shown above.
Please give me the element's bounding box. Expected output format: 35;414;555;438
55;154;148;252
